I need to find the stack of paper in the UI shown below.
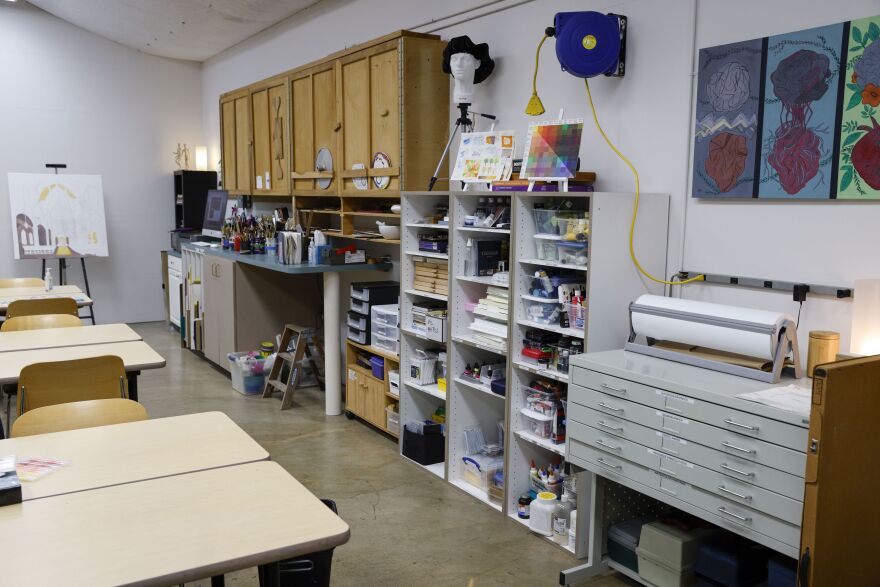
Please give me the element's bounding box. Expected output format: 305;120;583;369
468;285;509;350
413;258;448;295
412;301;447;333
737;384;812;418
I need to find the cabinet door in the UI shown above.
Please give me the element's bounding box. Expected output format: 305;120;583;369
290;65;337;194
340;56;370;194
233;95;252;193
202;261;219;365
346;368;364;416
367;377;386;427
251;88;271;192
220;100;237;192
251;79;290;195
168;270;181;327
214;257;237;369
370;47;400;192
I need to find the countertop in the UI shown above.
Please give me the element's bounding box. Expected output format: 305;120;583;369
183;243;391;275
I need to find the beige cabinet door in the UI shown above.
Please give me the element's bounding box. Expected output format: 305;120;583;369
202;261;220;365
290;64;337;194
369;47;400;192
213;257;237;370
233;94;253;194
220;100;237;192
251;79;290;195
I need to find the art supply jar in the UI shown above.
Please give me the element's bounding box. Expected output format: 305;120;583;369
517;494;532;519
807;330;840;377
528;492;557;536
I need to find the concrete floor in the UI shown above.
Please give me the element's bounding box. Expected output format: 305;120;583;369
131;322;632;587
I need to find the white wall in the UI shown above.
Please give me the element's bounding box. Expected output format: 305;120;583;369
0;3;204;324
202;0;880;357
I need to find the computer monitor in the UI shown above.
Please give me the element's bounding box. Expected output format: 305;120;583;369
201;189;228;239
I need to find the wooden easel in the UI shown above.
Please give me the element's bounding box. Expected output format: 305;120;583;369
262;324;325;410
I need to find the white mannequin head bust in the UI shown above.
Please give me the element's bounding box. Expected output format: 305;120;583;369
442;36;495;105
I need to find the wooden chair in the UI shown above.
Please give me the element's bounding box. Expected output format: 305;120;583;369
10;398;147;437
16;355;128;417
6;297;78;319
0;278;44;288
1;314;82;332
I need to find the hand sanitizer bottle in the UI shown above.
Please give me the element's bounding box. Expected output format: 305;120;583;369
44;267;53;292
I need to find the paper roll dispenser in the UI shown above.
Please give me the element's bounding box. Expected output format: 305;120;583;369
625;295;803;383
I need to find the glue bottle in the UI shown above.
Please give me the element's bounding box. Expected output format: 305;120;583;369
44;267;53;292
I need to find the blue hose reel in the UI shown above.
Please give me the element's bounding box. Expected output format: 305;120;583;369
553;11;627;78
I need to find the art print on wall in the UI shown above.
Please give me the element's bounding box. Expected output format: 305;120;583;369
692;13;880;200
7;173;109;260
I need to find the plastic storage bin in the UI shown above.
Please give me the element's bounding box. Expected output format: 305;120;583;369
386;405;399;435
637;521;719;587
533;208;581;235
347;311;369;330
521;347;552;367
370;356;385;380
535;240;558;261
522;273;585;299
350;281;399;303
389;370;400;397
347;325;368;345
371;333;399;355
555;241;588;266
402;423;444;465
522;386;559;417
461;455;504;491
693;537;768;587
372;322;399;339
350;298;370;315
371;304;399;327
520;408;553;438
522;297;564;324
228;352;267;395
767;556;797;587
608;517;654;573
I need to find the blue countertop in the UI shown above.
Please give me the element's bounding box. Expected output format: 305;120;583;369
183;244;391;275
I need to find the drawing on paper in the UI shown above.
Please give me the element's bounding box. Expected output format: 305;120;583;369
451;131;516;182
7;173;109;260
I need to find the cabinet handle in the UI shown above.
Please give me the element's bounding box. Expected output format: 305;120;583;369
717;507;751;523
721;463;755;478
596;458;622;471
333;122;342;132
717;485;752;501
724;418;759;432
597;421;624;433
600;383;627;394
722;441;755;455
595;439;621;451
380;109;389;117
597;402;624;413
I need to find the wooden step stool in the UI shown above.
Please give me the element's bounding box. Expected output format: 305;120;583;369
262;324;324;410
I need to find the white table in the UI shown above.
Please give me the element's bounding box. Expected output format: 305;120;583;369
0;461;350;586
0;323;139;353
0;411;269;500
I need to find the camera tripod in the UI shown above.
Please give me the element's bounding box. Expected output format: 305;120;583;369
428;102;496;191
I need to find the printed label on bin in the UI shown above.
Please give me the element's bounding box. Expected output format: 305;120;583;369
656;431;687;445
648;448;693;468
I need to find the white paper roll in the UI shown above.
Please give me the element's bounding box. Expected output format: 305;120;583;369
632;295;795;360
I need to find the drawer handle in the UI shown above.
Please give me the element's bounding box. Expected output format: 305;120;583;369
600;383;627;394
721;463;755;478
595;439;621;451
597;421;624;433
722;441;756;455
596;458;622;471
717;507;751;523
718;485;753;501
598;402;624;413
724;418;759;432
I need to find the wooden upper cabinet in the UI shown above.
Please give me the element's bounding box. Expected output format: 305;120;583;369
250;78;290;195
219;90;253;195
290;64;338;194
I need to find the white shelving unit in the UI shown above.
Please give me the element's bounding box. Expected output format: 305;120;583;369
399;192;451;481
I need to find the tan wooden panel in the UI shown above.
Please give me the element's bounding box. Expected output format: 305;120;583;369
0;461;349;586
370;47;400;193
251;88;271;191
0;340;165;384
267;83;290;194
291;75;314;192
0;323;140;353
341;57;370;192
0;411;268;500
234;95;252;192
313;67;337;194
221;100;237;192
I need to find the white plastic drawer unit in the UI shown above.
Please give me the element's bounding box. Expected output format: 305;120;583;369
167;254;182;273
571;367;809;452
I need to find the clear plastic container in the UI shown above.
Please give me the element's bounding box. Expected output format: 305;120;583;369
371;333;399;355
523;297;564;324
386;405;400;435
461;455;504;491
520;408;554;438
521;273;586;300
347;325;368;345
372;322;399;340
555;241;589;266
347;311;368;330
371;303;399;327
533;208;580;235
350;298;369;315
535;240;558;261
522;386;559;417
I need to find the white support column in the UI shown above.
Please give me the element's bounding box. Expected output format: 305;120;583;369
322;271;342;416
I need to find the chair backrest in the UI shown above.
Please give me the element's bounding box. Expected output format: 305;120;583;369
6;297;78;318
17;355;127;415
0;278;44;289
10;398;148;438
1;314;82;331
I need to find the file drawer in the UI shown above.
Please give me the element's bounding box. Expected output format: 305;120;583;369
571;442;801;550
568;405;804;501
573;367;808;452
569;420;803;525
569;386;807;477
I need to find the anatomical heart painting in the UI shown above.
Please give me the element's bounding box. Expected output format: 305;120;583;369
692;15;880;200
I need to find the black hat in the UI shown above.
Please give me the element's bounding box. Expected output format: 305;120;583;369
442;36;495;84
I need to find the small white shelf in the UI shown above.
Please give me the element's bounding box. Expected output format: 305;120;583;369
452;335;506;355
457;226;511;235
402;455;447;479
513;360;570;383
404;288;448;301
404;379;446;400
520;407;553;422
533;233;563;241
510;514;576;554
520;294;559;303
405;223;449;230
517;319;585;339
456;275;509;288
454;377;504;400
405;250;449;260
519;258;588;272
514;429;566;456
450;478;502;512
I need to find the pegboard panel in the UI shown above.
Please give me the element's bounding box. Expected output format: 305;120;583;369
600;477;672;549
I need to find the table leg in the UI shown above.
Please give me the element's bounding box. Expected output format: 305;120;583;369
127;372;140;402
210;576;225;587
258;562;280;587
322;271;341;416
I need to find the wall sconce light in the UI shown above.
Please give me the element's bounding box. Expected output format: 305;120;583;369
850;279;880;356
195;146;208;171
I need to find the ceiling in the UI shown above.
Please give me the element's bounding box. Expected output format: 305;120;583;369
26;0;322;62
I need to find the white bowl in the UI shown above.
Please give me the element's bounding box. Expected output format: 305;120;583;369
377;224;400;240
